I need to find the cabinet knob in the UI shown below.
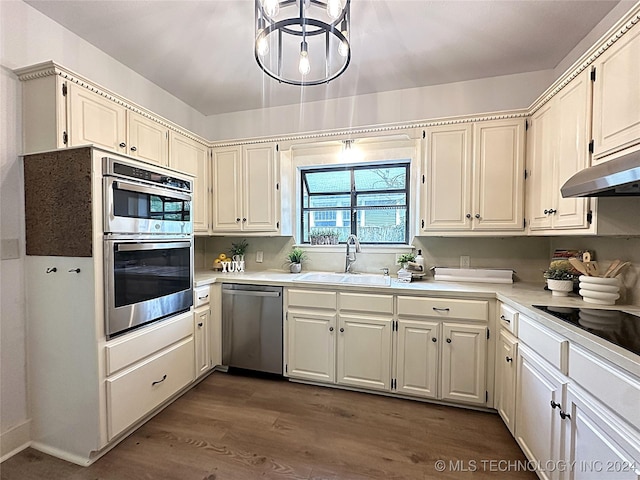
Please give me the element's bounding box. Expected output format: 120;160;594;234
242;218;247;222
560;411;571;420
198;322;203;327
236;218;241;222
549;208;557;214
431;337;437;343
130;146;137;152
544;209;549;214
466;213;471;219
446;338;452;343
475;214;480;219
119;142;126;148
550;400;561;409
340;327;345;333
329;327;334;332
505;356;513;363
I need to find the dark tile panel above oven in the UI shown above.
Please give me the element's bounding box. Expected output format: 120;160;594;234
24;147;93;257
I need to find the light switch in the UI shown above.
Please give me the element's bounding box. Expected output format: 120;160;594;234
1;238;20;260
256;251;264;263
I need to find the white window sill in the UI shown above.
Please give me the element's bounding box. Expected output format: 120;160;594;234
293;244;415;254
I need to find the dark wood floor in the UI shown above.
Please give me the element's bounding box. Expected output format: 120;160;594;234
1;371;535;479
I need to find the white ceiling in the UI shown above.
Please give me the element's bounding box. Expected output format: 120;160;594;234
25;0;621;116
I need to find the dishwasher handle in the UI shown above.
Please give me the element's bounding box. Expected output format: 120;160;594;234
222;289;281;298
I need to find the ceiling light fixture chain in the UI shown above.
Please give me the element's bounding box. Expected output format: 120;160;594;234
255;0;351;86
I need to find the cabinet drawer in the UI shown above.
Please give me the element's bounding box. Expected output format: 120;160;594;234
194;285;211;307
106;336;195;440
499;303;518;335
339;292;393;314
288;289;337;310
569;344;640;429
105;311;193;375
518;315;568;373
397;296;488;321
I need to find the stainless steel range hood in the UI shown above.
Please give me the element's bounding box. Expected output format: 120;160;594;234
561;149;640;197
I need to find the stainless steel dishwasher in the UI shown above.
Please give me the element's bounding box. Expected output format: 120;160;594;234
221;283;283;374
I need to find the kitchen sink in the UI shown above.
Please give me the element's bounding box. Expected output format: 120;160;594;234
294;272;391;287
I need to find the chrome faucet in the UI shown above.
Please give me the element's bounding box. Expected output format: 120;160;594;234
344;234;361;273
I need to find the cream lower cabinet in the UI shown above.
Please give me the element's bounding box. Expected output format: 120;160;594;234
495;328;518;434
193;285;212;379
515;344;567;480
211;144;279;234
395;296;489;406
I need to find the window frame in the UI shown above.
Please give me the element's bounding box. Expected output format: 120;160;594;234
300;162;410;245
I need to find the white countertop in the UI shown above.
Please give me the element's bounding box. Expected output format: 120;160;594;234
195;269;640;376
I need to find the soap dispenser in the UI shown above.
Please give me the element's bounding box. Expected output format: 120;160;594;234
415;249;425;272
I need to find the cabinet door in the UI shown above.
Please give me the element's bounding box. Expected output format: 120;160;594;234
592;25;640;159
128;111;169;166
194;307;210;378
515;346;566;480
495;329;518;434
422;125;473;231
67;83;126;153
554;70;592;230
396;319;439;399
337;314;392;391
563;385;640;480
242;144;279;232
473;119;525;230
527;101;556;231
441;323;487;405
169;131;208;233
287;310;336;383
211;147;243;232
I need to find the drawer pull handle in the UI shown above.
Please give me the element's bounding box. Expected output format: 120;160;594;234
433;307;450;312
500;315;511;323
151;374;167;386
505;356;513;363
198;295;209;300
550;400;561;409
559;411;571;420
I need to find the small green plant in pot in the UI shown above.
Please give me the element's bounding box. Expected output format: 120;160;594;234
229;239;249;259
544;266;575;296
286;247;307;273
396;253;416;268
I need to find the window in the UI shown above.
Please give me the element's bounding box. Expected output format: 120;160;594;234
301;162;409;244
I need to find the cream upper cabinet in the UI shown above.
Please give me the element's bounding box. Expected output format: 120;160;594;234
67;83;127;153
528;70;593;233
422;124;473;231
395;319;439;399
127;112;169;166
591;23;640;161
211;144;279;233
422;119;525;233
472;119;525;231
169;131;209;233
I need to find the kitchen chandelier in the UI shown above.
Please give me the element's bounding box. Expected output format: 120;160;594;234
254;0;351;86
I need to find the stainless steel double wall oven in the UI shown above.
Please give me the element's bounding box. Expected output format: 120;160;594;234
103;157;194;338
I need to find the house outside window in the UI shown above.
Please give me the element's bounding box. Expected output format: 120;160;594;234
301;162;409;244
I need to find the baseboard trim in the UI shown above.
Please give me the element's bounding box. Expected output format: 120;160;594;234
30;441;94;467
0;420;31;463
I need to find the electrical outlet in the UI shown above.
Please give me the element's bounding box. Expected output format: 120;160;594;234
256;251;264;263
460;255;470;268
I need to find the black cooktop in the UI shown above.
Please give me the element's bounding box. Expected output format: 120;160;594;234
533;306;640;357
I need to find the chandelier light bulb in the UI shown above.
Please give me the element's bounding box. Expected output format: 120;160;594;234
257;34;269;57
338;30;349;57
262;0;279;17
299;50;311;76
326;0;342;19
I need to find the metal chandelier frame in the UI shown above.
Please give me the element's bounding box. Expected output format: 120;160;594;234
254;0;351;86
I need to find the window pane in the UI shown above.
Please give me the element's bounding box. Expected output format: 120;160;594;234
305;170;351;193
354;166;406;191
356;207;407;243
308;194;351;208
356;192;406;207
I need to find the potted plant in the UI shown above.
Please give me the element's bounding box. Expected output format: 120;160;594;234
544;266;575;296
286;247;307;273
396;253;416;269
230;239;249;260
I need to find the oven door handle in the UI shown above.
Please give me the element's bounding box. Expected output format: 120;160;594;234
115;241;191;251
114;180;192;202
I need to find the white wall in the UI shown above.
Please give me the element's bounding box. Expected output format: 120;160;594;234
0;0;208;456
203;69;555;141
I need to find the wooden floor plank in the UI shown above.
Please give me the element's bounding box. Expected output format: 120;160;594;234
0;371;535;479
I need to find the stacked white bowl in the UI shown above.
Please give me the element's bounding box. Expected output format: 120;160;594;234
578;275;620;305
